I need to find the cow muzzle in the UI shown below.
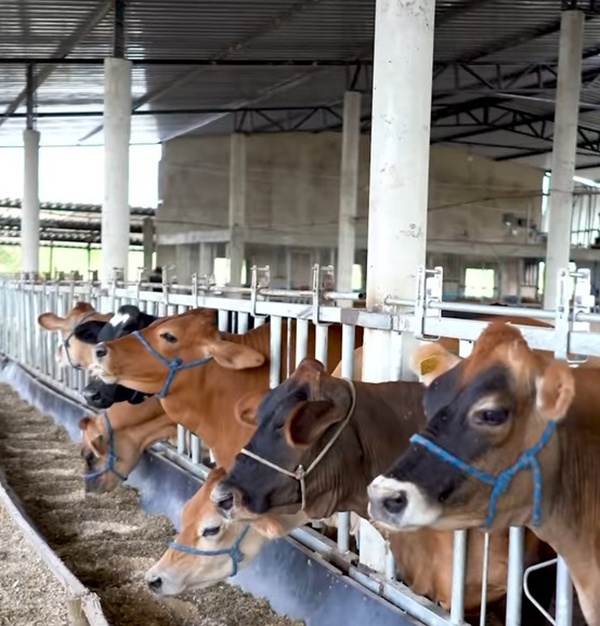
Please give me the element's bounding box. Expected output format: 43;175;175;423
367;475;441;531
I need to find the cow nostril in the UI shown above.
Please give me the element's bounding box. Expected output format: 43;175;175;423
94;343;108;359
382;492;408;515
147;576;162;592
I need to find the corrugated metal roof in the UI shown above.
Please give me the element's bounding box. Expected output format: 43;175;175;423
1;0;600;169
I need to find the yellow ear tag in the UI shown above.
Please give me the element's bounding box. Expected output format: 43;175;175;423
420;354;439;377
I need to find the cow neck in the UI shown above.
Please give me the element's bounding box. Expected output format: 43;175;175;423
531;407;600;626
158;324;272;468
106;395;164;429
129;412;176;452
306;380;427;519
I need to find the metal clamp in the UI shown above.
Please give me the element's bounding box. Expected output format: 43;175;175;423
250;265;270;318
413;265;443;341
554;267;594;364
311;264;335;325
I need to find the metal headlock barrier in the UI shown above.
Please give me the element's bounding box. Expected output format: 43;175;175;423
0;262;596;626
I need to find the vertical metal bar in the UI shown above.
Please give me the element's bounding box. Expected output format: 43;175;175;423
191;434;201;464
177;424;186;456
450;530;467;625
295;318;309;367
315;323;328;365
505;526;524;626
238;312;249;334
478;532;491;626
218;309;230;333
555;557;573;626
270;316;282;388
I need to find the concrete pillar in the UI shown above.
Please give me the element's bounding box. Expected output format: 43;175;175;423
543;9;584;310
142;217;155;271
176;244;200;284
337;91;361;301
199;242;214;278
359;0;436;574
101;57;132;285
228;133;246;286
21;129;40;274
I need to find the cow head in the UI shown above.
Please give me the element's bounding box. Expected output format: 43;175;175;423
89;308;266;396
367;322;574;532
145;468;270;596
210;358;358;523
79;413;131;494
75;305;157;409
37;302;112;369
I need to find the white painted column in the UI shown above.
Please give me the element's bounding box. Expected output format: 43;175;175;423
101;57;132;285
337;91;361;303
21;129;40;274
228;133;246;286
142;216;155;270
359;0;436;575
543;9;584;310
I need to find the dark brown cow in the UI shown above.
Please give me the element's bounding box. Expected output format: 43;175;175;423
210;358;555;618
366;322;600;625
88;308;363;468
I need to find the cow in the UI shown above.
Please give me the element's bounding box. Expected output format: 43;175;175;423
86;308;364;468
209;357;555;620
37;301;113;369
79;396;175;494
366;321;599;625
144;467;329;596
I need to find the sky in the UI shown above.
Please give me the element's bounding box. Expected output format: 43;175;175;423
0;143;162;207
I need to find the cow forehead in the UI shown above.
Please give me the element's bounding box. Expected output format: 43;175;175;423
256;381;308;427
424;361;514;419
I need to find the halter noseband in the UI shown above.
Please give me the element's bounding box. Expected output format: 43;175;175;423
409;420;557;527
82;411;128;483
239;379;357;512
131;330;213;398
168;524;250;577
62;310;97;369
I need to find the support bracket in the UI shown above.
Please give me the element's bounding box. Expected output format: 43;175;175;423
413;265;443;341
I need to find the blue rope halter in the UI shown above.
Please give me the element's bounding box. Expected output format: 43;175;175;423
409;421;557;528
62;310;97;369
131;330;213;398
168;524;250;578
83;411;129;483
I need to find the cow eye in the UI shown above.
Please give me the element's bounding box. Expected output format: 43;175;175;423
474;408;509;425
202;525;221;537
160;332;177;343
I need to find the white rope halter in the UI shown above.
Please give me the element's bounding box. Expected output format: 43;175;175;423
240;378;357;512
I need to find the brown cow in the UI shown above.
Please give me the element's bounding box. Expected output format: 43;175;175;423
79;396;175;494
88;308;363;468
210;358;555;618
38;301;113;369
367;322;600;625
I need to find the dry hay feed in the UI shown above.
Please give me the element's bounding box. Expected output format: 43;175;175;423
0;382;304;626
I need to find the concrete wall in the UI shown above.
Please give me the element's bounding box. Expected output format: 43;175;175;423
156;133;544;289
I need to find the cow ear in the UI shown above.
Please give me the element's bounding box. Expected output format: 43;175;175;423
73;320;108;344
234;391;264;428
410;343;461;387
37;312;65;331
535;360;575;422
78;417;92;431
210;340;266;370
285;400;340;447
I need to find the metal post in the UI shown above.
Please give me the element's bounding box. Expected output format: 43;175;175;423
543;9;584;309
337;91;361;306
359;0;436;574
228;133;246;287
22;64;40;275
101;2;131;287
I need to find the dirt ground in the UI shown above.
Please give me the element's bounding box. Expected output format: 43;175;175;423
0;382;304;626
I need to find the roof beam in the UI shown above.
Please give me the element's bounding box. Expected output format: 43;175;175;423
0;0;113;130
78;0;327;142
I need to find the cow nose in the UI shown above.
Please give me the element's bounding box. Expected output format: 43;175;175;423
382;492;408;515
147;575;162;593
82;387;100;404
94;343;108;360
